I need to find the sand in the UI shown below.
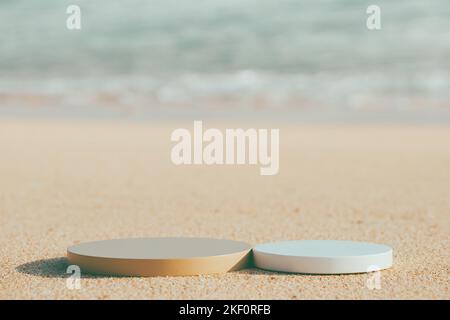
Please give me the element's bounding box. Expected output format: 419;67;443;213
0;120;449;299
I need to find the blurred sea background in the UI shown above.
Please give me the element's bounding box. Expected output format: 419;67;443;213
1;0;449;122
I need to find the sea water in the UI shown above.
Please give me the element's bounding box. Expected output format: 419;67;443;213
0;0;449;122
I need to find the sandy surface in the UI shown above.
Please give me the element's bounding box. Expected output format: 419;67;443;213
0;120;449;299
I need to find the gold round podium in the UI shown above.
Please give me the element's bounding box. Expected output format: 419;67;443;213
67;237;252;277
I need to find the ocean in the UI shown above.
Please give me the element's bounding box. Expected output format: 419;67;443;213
1;0;449;122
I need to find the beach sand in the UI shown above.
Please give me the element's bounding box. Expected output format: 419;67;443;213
0;120;448;299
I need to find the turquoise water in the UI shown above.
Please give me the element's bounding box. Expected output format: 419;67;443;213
1;0;449;121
